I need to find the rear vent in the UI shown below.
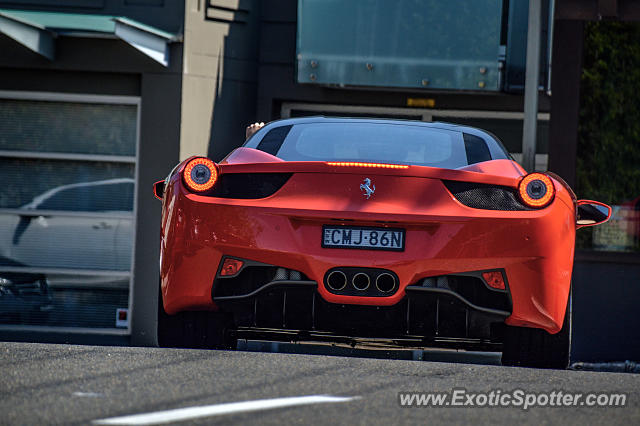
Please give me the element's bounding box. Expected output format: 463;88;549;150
208;173;292;199
443;180;532;211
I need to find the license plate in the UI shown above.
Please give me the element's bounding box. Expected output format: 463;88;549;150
322;226;405;251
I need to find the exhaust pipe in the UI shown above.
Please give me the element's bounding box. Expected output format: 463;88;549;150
376;272;396;293
326;270;347;291
352;272;370;291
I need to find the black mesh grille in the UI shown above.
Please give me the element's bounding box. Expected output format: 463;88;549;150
207;173;292;199
443;180;532;211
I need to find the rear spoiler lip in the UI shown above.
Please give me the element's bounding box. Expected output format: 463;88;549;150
218;158;523;188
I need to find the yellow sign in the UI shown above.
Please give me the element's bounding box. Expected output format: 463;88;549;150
407;98;435;108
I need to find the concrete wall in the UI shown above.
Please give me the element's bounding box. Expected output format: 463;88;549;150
133;70;182;346
179;0;260;162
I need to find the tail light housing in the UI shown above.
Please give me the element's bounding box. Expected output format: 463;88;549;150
220;258;244;277
482;271;506;290
518;173;555;208
183;157;218;192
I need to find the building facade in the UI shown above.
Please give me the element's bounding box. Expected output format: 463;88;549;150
0;0;184;345
0;0;637;361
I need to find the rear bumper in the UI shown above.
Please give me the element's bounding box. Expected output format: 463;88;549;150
160;174;576;334
213;279;508;346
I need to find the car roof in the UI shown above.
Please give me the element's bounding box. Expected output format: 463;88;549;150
246;116;510;159
260;116;474;132
23;178;135;209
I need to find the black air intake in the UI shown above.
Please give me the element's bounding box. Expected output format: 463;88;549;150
208;173;292;199
443;180;532;211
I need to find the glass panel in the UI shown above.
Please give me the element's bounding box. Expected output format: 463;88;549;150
275;123;475;168
0;98;138;331
0;271;129;329
576;22;640;253
590;206;639;252
0;158;135;210
0;99;137;156
0;215;133;270
503;0;552;92
296;0;503;90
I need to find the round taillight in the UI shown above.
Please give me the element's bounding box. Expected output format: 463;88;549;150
183;157;218;192
518;173;555;208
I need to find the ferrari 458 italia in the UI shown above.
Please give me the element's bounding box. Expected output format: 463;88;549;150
154;117;611;368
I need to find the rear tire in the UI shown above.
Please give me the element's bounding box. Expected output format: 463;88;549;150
501;291;571;369
157;290;236;349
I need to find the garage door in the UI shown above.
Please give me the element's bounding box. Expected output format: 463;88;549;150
0;92;139;333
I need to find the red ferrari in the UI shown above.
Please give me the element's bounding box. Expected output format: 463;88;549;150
154;117;611;368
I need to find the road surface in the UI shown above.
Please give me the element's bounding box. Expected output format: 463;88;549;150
1;342;637;425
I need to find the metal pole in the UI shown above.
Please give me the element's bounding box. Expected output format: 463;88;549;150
522;0;542;172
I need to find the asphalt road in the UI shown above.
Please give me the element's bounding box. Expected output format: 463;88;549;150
1;342;638;425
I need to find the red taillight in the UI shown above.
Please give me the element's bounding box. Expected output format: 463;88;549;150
220;258;244;276
518;173;555;208
327;162;409;169
482;271;506;290
183;157;218;192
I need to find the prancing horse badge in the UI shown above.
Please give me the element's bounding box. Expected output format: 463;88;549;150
360;178;375;199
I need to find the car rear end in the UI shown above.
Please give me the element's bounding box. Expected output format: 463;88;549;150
158;152;576;348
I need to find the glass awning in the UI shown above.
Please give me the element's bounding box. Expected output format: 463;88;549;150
0;9;181;67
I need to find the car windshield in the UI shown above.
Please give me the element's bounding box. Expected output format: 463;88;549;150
253;122;494;168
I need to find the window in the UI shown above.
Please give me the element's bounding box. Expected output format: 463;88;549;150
0;93;139;331
254;122;499;169
431;116;549;171
280;103;550;170
575;22;640;253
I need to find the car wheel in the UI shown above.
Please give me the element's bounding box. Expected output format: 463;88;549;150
157;289;237;350
501;290;571;369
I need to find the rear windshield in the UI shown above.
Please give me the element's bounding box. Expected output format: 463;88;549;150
253;122;494;168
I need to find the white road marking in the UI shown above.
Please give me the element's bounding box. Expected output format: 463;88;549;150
92;395;359;425
73;392;103;398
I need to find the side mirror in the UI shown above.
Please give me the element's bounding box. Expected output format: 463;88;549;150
153;180;165;200
576;200;612;229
